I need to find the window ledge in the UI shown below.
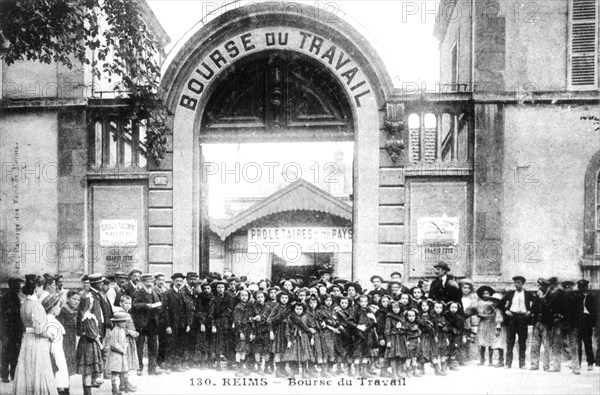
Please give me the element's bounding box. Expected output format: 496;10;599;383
87;170;149;181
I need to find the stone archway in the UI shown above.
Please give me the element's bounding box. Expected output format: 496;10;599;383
158;3;393;282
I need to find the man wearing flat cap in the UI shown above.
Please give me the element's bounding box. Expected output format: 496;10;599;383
428;261;461;304
501;276;534;369
132;274;164;376
530;278;552;371
0;277;23;383
163;273;193;372
576;279;596;370
181;272;198;367
152;272;169;369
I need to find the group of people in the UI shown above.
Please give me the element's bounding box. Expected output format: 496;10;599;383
0;261;598;395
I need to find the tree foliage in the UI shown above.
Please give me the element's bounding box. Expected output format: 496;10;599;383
0;0;168;165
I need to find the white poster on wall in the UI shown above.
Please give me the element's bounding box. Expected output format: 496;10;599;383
417;217;459;245
100;219;138;246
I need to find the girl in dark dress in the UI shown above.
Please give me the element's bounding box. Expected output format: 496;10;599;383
417;299;437;376
233;289;255;376
305;295;327;377
384;301;408;380
194;282;213;368
266;287;279;309
56;291;81;377
76;295;104;395
333;297;354;374
317;294;338;375
404;309;422;378
282;302;315;379
431;301;450;375
209;280;233;369
375;295;392;377
351;295;377;377
444;302;466;370
410;287;426;310
251;290;273;374
267;291;291;378
398;293;411;315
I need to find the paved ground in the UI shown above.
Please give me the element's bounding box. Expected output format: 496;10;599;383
2;360;599;395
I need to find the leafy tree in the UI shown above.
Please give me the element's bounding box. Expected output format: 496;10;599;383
0;0;168;164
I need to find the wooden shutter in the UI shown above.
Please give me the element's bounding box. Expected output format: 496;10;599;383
568;0;599;89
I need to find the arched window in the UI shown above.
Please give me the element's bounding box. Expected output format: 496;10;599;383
583;152;600;258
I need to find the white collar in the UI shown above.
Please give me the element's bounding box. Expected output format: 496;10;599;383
27;294;38;300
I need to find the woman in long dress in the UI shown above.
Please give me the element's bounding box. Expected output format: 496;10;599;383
42;294;70;395
12;274;58;395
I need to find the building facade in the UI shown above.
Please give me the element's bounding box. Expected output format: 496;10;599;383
1;1;599;288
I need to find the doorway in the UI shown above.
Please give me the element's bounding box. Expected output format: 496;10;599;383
199;51;355;281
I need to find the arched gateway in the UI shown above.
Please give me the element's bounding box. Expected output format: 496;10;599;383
158;3;396;282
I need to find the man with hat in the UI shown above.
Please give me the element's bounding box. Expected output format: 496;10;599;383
368;275;387;296
132;274;164;376
294;273;306;288
317;267;333;284
428;261;461;304
106;272;127;308
83;273;114;340
163;273;193;372
501;275;534;369
152;272;169;369
576;279;596;370
546;278;580;374
0;277;24;383
529;278;552;371
181;272;198;367
122;268;142;299
80;274;91;297
388;272;410;294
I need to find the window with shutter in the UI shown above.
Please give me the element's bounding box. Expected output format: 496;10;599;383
568;0;599;89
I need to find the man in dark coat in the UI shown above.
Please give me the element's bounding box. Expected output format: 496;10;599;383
181;272;198;367
0;277;23;383
85;273;114;339
163;273;193;372
576;279;596;369
530;278;553;371
122;268;142;298
132;274;164;376
153;272;169;369
546;278;580;374
428;261;461;304
501;275;534;369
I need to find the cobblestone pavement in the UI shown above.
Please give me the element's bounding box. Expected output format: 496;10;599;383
3;359;599;395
